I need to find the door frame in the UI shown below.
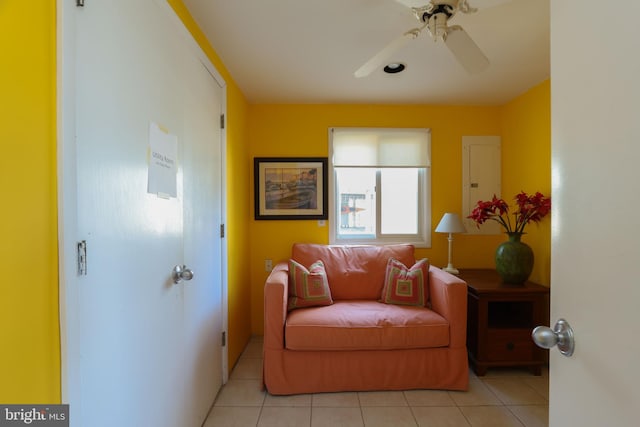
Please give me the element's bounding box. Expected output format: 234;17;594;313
56;0;230;405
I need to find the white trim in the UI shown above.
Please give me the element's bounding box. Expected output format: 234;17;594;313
219;85;229;384
153;0;225;88
57;0;79;406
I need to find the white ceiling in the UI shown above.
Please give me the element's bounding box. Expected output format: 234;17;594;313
181;0;549;105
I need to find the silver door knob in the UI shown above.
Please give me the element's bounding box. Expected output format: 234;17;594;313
172;265;194;284
532;318;575;357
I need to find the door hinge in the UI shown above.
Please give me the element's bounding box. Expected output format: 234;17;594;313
220;114;225;129
221;331;226;347
220;224;225;238
77;240;87;276
77;0;85;7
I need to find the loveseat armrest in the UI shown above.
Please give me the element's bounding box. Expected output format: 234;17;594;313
264;262;289;351
429;266;468;349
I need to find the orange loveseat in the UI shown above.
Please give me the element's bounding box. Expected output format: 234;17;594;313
263;243;469;395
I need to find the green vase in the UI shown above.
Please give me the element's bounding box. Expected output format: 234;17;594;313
495;232;534;284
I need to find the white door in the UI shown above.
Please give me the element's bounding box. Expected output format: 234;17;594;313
58;1;225;426
462;136;501;234
549;1;640;425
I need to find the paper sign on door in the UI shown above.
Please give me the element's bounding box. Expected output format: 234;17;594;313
148;122;178;198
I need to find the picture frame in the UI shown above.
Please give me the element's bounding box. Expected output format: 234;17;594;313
254;157;328;220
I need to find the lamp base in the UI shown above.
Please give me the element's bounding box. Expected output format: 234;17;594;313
442;265;460;275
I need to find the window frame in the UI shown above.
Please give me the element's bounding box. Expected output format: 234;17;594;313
328;128;431;247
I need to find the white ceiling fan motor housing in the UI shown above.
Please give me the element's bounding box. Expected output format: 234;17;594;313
428;13;450;40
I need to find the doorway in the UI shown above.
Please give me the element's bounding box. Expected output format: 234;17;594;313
57;1;228;426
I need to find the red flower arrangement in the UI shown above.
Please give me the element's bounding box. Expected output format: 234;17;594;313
468;192;551;233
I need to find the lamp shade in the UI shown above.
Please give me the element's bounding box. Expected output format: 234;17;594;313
435;213;466;234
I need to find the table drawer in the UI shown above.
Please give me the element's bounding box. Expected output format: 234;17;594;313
486;329;534;361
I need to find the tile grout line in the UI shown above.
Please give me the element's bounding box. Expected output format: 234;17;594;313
482;376;549;406
357;391;365;426
400;392;418;427
256;386;267;427
255;403;264;427
456;406;474;427
504;405;528;427
407;405;425;427
477;376;506;406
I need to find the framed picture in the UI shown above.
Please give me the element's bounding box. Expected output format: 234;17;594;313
254;157;328;220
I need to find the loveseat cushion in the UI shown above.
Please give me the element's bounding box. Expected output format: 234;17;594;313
291;243;416;300
285;300;449;351
288;259;333;311
380;258;429;307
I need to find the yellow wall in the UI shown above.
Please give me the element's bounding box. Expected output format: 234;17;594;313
0;2;59;402
168;0;252;368
500;80;552;285
224;92;252;366
248;104;507;334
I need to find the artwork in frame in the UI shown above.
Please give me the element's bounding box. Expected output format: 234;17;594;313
254;157;328;220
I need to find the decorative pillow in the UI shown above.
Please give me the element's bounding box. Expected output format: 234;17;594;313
380;258;430;307
288;259;333;311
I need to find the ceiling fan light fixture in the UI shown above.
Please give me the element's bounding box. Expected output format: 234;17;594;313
383;63;406;74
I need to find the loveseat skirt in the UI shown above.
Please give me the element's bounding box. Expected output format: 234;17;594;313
263;346;469;395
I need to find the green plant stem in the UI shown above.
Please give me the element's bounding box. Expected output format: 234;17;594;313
516;211;536;233
489;215;511;232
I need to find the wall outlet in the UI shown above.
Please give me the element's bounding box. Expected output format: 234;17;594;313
264;259;273;272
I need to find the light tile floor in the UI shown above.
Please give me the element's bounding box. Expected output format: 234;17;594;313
204;337;548;427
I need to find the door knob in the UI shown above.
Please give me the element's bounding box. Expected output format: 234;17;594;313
172;264;194;284
532;318;575;357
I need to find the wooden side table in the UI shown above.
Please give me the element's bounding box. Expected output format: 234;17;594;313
458;269;550;376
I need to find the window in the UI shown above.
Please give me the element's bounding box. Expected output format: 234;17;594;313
329;128;431;247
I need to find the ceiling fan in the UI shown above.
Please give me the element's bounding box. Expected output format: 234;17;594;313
355;0;502;78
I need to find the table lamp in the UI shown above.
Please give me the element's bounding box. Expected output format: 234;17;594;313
435;212;466;275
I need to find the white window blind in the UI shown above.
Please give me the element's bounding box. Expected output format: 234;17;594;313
332;128;430;168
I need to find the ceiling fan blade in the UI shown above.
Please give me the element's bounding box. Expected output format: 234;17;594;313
473;0;512;9
394;0;512;11
354;31;417;78
443;25;489;74
393;0;429;8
